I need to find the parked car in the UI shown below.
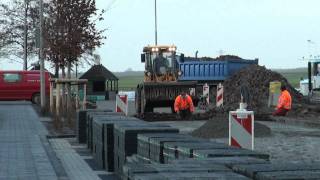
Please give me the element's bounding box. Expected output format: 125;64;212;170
0;70;50;104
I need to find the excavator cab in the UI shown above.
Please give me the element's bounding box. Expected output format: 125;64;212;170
141;45;183;82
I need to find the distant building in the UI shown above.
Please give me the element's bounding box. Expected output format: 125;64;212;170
80;64;119;100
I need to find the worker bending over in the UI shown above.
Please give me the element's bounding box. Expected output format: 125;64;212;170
273;85;292;116
174;91;194;120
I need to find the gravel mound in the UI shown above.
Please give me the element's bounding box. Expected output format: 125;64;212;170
192;114;272;138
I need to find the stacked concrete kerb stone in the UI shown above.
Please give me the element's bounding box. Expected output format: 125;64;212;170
76;109;113;143
102;119;143;171
122;161;251;180
137;133;191;163
231;163;320;179
173;141;238;159
77;109;320;179
91;115;143;171
113;122;179;177
193;149;270;161
86;112;122;151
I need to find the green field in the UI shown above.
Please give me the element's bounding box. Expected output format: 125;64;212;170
278;72;307;88
117;69;307;89
274;68;307;88
118;76;143;90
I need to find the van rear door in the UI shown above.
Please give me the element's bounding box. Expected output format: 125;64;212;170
25;73;41;98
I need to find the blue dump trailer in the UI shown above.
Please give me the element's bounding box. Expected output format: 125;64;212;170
177;57;259;104
178;58;259;83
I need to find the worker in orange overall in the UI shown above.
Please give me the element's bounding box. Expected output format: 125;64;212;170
174;91;195;120
273;85;292;116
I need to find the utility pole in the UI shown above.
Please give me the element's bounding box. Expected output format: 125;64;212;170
23;0;28;70
39;0;45;112
154;0;158;45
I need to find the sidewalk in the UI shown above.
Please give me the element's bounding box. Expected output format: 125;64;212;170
0;102;58;180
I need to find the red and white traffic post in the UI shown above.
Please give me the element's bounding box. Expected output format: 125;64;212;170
203;83;210;104
229;103;254;150
216;83;223;107
116;94;128;116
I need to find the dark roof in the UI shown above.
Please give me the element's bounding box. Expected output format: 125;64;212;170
80;64;118;80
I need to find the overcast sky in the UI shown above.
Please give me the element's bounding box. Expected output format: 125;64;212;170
1;0;320;72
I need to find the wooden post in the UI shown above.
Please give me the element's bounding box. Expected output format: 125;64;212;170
50;82;54;113
56;83;61;117
83;83;86;110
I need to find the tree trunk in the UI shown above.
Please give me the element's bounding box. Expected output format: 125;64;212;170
66;61;72;126
61;65;66;117
54;62;59;78
23;0;28;70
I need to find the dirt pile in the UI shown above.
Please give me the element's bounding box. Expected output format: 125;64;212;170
222;65;303;114
191;114;272;138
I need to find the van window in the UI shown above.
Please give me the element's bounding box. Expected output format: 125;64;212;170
3;73;21;83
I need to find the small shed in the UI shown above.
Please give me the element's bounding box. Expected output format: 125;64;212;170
80;64;119;100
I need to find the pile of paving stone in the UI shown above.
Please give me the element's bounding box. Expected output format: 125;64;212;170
77;109;320;179
222;64;303;114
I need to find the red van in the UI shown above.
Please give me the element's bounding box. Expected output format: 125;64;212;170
0;71;50;104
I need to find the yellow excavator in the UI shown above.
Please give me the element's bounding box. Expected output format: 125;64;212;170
135;45;197;115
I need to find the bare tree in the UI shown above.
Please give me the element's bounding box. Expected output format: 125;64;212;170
0;0;39;69
44;0;105;123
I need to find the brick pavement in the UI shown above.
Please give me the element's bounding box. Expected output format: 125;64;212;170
49;139;101;180
0;102;57;180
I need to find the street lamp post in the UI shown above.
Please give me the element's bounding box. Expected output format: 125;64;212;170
154;0;158;45
23;0;28;70
39;0;45;112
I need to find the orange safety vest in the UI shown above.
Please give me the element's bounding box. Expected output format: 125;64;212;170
174;95;195;112
277;90;292;110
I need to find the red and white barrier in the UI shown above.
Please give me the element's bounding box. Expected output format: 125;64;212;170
216;83;223;107
116;94;128;116
229;106;254;150
189;88;196;96
203;83;210;104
